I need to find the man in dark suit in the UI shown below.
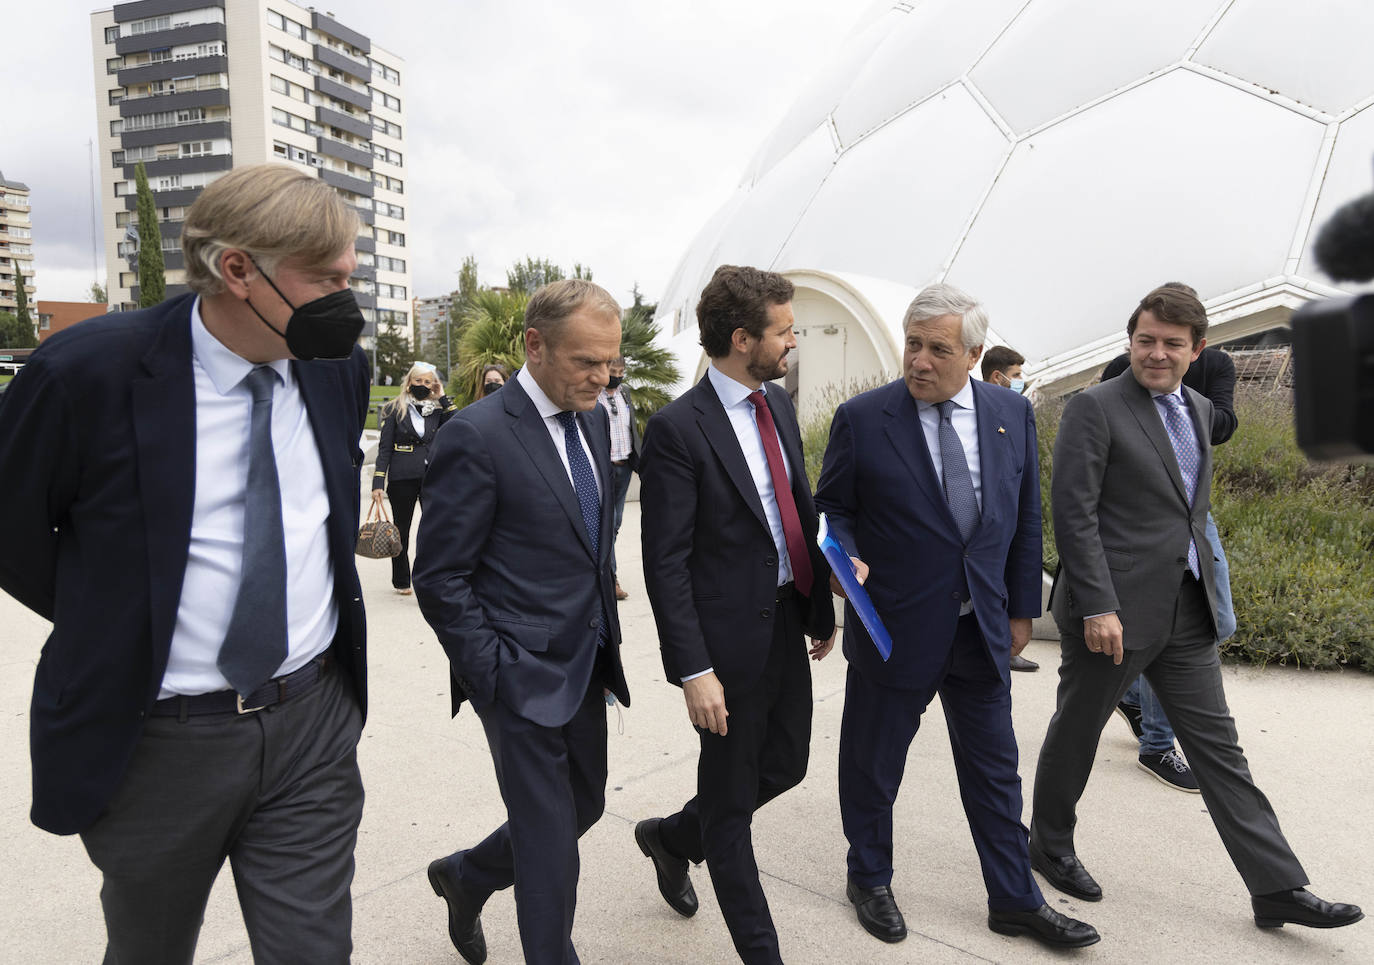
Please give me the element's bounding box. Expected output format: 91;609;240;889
414;279;631;965
1031;284;1361;930
814;283;1098;949
0;164;371;964
634;265;835;964
597;354;642;599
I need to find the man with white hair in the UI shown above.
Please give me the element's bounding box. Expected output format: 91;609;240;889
815;283;1099;949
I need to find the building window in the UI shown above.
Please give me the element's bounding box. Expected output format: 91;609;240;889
107;57;123;74
105;25;120;43
128;15;171;35
149;48;173;63
270;74;289;95
109;90;124;105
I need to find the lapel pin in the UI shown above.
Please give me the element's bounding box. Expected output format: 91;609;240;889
997;426;1006;434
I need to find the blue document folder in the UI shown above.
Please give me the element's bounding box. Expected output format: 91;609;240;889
817;514;893;661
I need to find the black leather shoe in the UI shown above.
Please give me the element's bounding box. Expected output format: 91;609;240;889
989;903;1101;948
635;818;698;917
846;877;907;943
428;855;488;964
1252;888;1364;929
1029;842;1102;902
1009;654;1039;672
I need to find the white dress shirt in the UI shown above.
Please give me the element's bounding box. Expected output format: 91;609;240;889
916;378;981;616
408;402;426;435
160;298;338;698
516;366;602;495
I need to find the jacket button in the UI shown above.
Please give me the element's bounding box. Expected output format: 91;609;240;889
760;608;771;619
765;556;776;566
588;619;599;629
951;592;962;601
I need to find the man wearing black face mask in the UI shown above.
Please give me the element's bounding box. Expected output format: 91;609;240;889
0;164;373;964
596;356;642;599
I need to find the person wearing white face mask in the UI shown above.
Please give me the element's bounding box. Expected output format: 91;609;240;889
980;346;1038;672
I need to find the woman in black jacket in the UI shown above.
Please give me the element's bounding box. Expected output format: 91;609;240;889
371;362;457;593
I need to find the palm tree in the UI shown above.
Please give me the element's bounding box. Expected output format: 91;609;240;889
619;302;681;435
450;288;529;406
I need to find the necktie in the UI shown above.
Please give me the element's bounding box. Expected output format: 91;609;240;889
936;400;980;544
1155;393;1201;578
747;390;813;597
555;411;608;644
218;365;288;697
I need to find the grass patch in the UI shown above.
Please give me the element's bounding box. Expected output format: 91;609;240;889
366;385;402;431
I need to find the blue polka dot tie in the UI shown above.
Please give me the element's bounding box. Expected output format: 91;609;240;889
1155;393;1201;578
556;411;607;644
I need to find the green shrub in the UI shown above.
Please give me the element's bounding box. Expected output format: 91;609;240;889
799;376;891;489
1038;386;1373;672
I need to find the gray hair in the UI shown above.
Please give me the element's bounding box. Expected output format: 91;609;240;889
903;283;988;351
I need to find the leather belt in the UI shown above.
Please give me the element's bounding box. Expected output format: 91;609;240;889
394;444;415;452
151;654;332;718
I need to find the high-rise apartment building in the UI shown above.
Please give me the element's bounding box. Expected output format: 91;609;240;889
0;172;36;316
90;0;412;346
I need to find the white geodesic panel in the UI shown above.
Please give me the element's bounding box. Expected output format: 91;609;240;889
1299;105;1374;281
830;0;1026;145
947;69;1326;360
779;84;1009;285
655;189;746;333
970;0;1218;134
1197;0;1374;116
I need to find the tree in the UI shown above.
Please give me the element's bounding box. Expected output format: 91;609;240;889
90;282;107;304
505;257;592;295
618;294;680;433
134;161;165;307
449;288;529;406
0;310;37;349
374;314;413;385
13;261;31;333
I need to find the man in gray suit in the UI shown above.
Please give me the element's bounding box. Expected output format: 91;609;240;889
1030;284;1362;931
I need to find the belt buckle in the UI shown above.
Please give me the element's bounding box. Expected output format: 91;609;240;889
236;693;266;714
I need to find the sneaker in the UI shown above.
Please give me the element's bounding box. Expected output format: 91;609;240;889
1114;701;1144;741
1138;748;1200;792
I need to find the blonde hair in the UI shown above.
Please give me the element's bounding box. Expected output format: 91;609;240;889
525;279;621;345
382;363;440;420
181;164;360;296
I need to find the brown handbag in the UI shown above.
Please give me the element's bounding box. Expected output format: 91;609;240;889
356;500;403;559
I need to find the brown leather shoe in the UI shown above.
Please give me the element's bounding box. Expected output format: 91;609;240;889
615;580;629;600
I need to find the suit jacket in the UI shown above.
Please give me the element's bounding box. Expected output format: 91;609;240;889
620;384;644;469
412;375;630;727
1101;347;1237;445
814;378;1042;692
640;374;835;694
373;400;455;488
0;293;371;836
1049;368;1219;648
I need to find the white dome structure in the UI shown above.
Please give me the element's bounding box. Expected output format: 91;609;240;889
655;0;1374;407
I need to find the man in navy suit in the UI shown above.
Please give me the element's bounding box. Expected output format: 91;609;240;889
0;164;371;964
815;283;1098;949
415;279;631;965
633;265;835;964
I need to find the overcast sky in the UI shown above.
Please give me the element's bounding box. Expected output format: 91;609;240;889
9;1;871;308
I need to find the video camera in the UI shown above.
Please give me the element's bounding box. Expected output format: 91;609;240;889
1291;173;1374;459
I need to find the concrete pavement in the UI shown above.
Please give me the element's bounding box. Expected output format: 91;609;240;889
1;499;1370;963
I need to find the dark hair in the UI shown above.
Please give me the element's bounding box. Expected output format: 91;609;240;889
696;265;794;359
1127;284;1208;346
981;345;1025;381
478;363;509;398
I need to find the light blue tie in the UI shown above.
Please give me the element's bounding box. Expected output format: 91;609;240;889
555;411;607;645
1155;393;1201;578
936;400;980;544
218;366;288;696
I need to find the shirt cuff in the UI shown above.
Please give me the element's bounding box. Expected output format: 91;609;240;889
681;668;714;683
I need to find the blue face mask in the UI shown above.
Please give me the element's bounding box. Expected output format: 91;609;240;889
1009;378;1026;394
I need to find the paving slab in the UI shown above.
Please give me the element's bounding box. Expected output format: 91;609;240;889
1;498;1370;963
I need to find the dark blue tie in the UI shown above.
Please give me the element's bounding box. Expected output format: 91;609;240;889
556;411;608;645
218;365;288;696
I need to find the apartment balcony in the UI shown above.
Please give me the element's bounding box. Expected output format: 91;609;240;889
314;75;371;112
129;281;192;305
310;11;370;53
316;136;373;169
115;21;225;57
120;118;230;149
119;87;229;117
354;203;375;226
354;235;376;253
319;168;374;198
123;186;203;211
122;153;231;181
313;44;371;83
117;54;227;88
315;105;372;140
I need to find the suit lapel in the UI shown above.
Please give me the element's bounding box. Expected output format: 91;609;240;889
577;406;614;567
970;380;1005;534
764;383;809;506
294;360;352;569
505;377;597;561
130;301;198;655
1182;385;1213;510
693;375;770;532
881;382;958;532
1121;375;1191;508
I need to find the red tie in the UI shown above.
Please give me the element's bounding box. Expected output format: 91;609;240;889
747;390;813;597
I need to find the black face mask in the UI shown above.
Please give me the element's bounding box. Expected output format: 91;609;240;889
409;384;432;400
483;380;504;395
245;257;366;360
606;375;625;390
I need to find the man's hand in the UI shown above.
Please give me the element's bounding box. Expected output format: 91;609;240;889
683;672;728;736
829;557;869;600
1083;613;1124;665
809;630;837;661
1009;617;1033;656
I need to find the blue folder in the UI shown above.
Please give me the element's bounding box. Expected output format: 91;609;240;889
817;514;893;661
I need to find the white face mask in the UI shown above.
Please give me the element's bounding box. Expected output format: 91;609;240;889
1009;378;1026;394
